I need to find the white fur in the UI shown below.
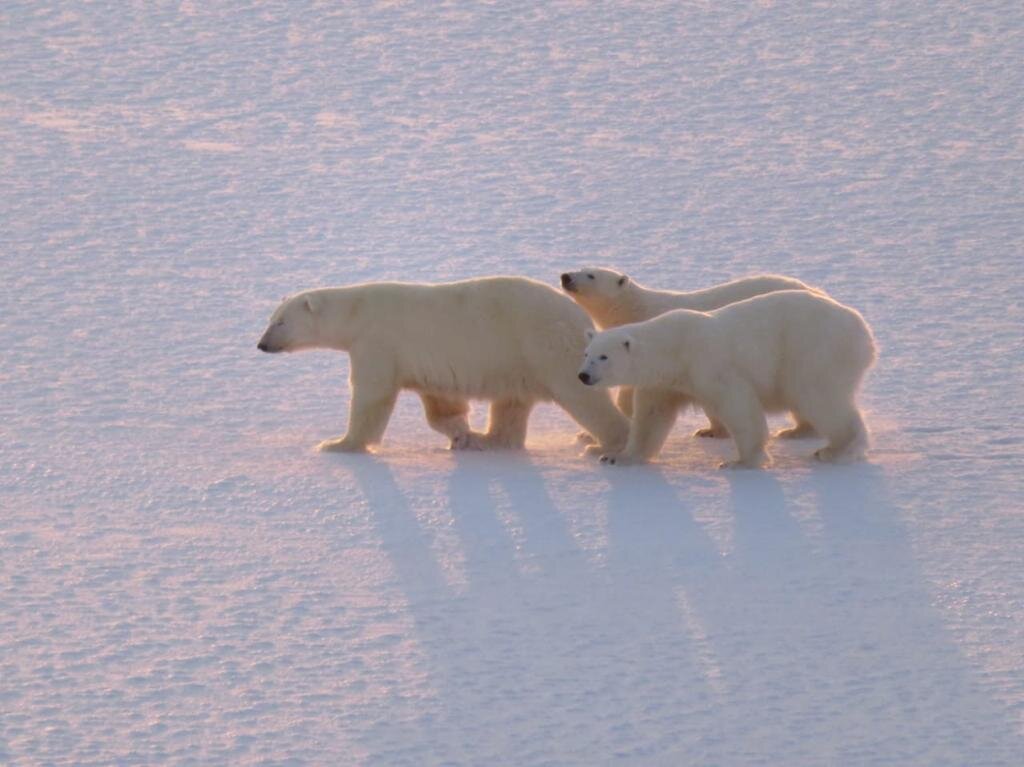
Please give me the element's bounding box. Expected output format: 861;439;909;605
258;277;629;453
560;267;816;329
578;290;876;469
561;267;818;437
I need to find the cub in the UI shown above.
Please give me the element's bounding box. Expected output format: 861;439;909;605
577;290;876;469
561;267;818;438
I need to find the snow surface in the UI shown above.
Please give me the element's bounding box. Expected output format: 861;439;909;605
2;1;1023;764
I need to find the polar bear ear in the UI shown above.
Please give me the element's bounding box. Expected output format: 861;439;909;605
304;294;319;314
617;274;629;288
584;328;595;342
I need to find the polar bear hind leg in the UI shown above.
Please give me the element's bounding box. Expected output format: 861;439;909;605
694;411;730;439
810;406;868;463
420;393;473;448
790;388;868;463
705;379;770;469
575;430;597;446
446;398;534;451
482;398;533;449
775;417;817;440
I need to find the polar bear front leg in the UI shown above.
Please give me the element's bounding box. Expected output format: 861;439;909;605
552;379;629;454
703;379;769;469
615;386;635;417
420;393;472;448
579;386;633;446
480;398;533;449
318;378;398;453
600;388;683;465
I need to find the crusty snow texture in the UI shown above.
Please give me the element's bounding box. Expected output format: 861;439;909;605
2;1;1023;765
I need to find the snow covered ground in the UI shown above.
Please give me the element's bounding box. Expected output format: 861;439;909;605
3;1;1023;764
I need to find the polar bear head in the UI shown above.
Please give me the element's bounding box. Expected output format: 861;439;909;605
578;327;635;387
560;268;631;326
257;291;324;353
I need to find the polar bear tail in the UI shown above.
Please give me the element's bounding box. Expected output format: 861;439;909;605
849;308;878;378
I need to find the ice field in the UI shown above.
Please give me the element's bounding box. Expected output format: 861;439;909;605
2;1;1023;764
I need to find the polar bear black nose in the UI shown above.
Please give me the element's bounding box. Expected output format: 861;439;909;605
561;273;573;288
257;341;269;352
578;371;591;384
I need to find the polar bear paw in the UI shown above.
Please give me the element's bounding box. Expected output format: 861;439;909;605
575;430;597;446
695;424;730;439
813;445;865;464
449;432;487;451
718;453;768;470
317;437;369;453
776;423;817;440
598;451;644;466
718;459;754;470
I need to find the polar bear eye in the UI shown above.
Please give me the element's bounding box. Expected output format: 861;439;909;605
599;354;608;361
587;273;595;279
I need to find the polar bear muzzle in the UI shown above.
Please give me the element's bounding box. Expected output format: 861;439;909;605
257;321;286;353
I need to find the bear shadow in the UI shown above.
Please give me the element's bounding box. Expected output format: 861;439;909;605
671;462;1024;759
340;450;729;758
333;448;1024;763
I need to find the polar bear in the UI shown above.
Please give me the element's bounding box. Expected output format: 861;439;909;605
257;276;629;453
577;290;876;469
560;267;818;438
559;268;814;329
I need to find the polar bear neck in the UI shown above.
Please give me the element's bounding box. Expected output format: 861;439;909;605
596;284;650;328
311;287;364;351
627;310;706;391
627;280;704;319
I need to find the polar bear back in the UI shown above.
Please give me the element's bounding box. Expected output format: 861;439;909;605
644;274;814;317
622;290;875;412
565;269;815;329
349;277;593;400
702;290;875;408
